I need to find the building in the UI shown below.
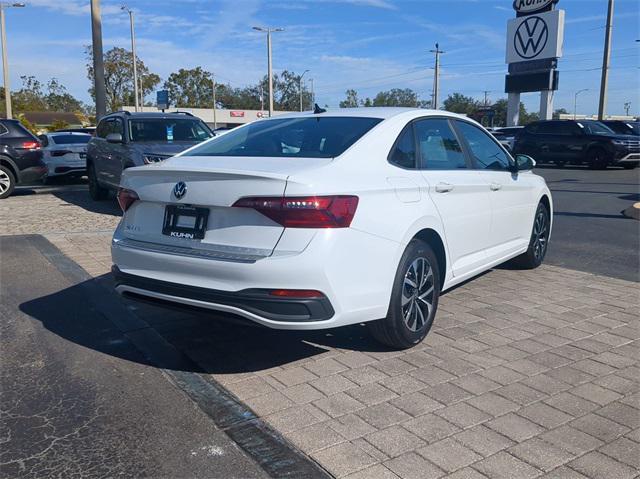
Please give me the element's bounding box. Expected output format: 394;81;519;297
18;111;87;133
121;106;295;129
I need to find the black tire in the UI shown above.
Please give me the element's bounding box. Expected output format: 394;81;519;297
88;162;109;200
587;148;609;170
622;164;638;170
368;239;440;349
0;164;16;199
511;202;550;270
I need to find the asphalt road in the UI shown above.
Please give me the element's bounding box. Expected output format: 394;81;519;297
535;165;640;282
0;235;271;479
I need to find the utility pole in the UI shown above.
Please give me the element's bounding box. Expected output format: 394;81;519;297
483;90;491;106
121;6;139;112
1;2;25;120
298;69;309;112
430;43;444;110
253;26;284;117
90;0;107;119
598;0;614;120
212;74;217;130
309;78;315;106
624;102;631;116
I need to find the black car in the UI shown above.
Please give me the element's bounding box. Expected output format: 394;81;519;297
0;119;47;199
87;111;213;200
513;120;640;169
600;120;639;136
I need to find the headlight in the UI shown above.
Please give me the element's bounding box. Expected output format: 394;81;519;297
611;139;626;146
143;154;170;164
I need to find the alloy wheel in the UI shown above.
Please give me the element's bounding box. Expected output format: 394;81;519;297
532;209;548;261
0;169;11;195
401;257;435;332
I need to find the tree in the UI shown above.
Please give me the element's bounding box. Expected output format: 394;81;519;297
48;119;70;132
45;78;84;112
164;67;214;108
339;89;360;108
553;108;568;120
17;114;38;134
372;88;425;107
86;46;160;112
12;76;47;112
443;93;480;115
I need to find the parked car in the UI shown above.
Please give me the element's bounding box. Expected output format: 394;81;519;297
38;132;92;182
111;108;552;349
513;119;640;169
491;126;523;151
87;111;213;200
600;120;639;136
0;119;46;199
55;127;96;136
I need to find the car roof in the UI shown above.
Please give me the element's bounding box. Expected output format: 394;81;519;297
267;107;469;121
104;111;200;120
47;131;92;136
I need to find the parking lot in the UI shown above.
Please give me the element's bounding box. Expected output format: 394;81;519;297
1;167;638;478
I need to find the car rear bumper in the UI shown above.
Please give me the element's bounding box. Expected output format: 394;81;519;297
111;222;401;330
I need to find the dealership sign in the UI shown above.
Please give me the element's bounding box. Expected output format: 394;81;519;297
506;9;564;64
513;0;558;14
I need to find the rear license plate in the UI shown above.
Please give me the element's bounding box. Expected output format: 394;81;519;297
162;205;209;240
79;152;87;159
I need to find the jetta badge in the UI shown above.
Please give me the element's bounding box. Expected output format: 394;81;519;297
173;181;187;199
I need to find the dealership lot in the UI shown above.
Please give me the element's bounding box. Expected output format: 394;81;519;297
1;168;638;478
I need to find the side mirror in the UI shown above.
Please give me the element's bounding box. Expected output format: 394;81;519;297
515;154;536;171
106;132;123;144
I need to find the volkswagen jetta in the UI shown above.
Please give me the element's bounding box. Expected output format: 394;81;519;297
112;108;552;349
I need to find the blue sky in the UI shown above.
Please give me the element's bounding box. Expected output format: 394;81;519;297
5;0;640;115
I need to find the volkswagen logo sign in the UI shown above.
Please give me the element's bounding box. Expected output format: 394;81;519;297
173;181;187;199
514;16;549;59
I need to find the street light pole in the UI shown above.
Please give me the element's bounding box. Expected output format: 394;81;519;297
299;69;309;112
90;0;106;119
574;89;588;119
212;74;217;130
0;2;25;119
122;6;139;112
309;78;315;107
429;43;445;110
253;26;283;118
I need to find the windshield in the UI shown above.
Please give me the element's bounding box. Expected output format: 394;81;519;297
186;116;383;158
628;123;640;135
51;134;91;145
129;119;212;142
580;121;615;135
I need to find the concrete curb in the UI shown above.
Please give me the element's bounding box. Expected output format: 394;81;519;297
622;202;640;220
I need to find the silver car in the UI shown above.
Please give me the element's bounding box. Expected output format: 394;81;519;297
38;132;92;181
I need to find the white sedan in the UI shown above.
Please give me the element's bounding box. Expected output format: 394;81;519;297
38;132;92;180
111;108;552;349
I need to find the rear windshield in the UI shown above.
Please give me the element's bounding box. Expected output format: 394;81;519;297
129;119;212;142
186;116;383;158
51;135;91;145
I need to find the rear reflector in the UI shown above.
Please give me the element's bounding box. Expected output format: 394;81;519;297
233;195;359;228
117;188;139;212
269;289;325;298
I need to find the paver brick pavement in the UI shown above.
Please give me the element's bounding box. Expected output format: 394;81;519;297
5;188;639;478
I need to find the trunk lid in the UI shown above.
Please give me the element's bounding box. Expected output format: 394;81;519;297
119;155;331;258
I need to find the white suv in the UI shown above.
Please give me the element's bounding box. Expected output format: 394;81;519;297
112;108;552;349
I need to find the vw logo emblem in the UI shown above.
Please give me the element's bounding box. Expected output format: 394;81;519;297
514;16;548;59
173;181;187;199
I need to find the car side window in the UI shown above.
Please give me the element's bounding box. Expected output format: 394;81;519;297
455;120;511;171
38;135;49;147
414;118;466;170
0;124;8;136
96;119;109;138
555;122;578;136
388;125;417;169
112;118;124;136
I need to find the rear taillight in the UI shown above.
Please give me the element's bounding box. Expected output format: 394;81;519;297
21;141;40;150
233;195;359;228
51;150;72;157
117;188;139;212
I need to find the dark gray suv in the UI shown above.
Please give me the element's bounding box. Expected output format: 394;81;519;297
87;111;213;200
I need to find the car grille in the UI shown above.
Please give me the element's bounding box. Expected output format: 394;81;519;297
621;140;640;152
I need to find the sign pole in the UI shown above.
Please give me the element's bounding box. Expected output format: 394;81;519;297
507;92;520;127
540;90;554;120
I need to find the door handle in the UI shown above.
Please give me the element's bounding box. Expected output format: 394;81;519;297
490;182;502;191
435;182;454;193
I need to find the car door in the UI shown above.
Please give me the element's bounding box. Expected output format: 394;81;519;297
108;117;128;187
414;117;492;278
453;119;537;262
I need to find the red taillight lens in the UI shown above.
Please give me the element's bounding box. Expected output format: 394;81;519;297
21;141;40;150
269;289;325;298
233;195;359;228
117;188;139;212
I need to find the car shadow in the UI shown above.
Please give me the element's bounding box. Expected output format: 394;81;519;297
52;189;121;217
20;274;395;375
